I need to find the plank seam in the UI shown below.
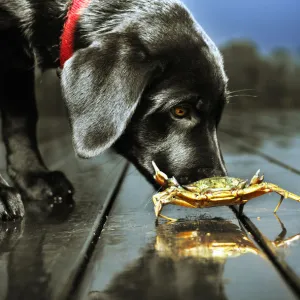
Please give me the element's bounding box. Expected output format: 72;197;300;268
231;206;300;299
65;161;130;300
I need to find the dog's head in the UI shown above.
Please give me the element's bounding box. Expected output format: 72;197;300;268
61;0;228;185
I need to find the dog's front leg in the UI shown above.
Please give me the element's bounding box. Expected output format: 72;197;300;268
1;64;74;219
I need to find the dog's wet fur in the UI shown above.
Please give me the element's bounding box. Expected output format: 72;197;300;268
0;0;228;220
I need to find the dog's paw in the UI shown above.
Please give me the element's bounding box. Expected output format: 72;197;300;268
0;185;25;221
13;170;75;210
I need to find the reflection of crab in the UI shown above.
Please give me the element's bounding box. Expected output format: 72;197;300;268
152;162;300;221
155;215;300;260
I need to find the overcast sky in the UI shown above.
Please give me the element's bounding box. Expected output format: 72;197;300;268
181;0;300;53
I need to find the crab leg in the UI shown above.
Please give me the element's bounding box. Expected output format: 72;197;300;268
158;213;177;222
238;183;300;212
238;170;263;216
152;195;178;222
274;196;284;213
238;183;300;200
153;197;192;220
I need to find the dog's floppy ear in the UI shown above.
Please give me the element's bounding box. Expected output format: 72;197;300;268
61;34;158;158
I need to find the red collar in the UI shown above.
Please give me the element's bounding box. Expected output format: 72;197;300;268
60;0;91;68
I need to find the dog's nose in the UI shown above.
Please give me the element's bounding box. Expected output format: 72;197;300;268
178;175;190;185
210;168;227;177
178;167;227;185
200;167;227;178
177;170;213;185
174;164;228;185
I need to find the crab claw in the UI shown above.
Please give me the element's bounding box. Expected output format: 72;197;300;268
169;176;180;187
238;180;248;189
250;169;263;185
259;174;264;182
152;161;168;186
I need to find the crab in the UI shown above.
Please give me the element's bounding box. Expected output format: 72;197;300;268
152;161;300;221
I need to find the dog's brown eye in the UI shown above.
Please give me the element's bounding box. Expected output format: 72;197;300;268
172;106;189;118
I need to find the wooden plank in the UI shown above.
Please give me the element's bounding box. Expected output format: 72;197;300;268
221;111;300;295
235;209;300;296
0;118;128;300
220;110;300;173
75;164;297;300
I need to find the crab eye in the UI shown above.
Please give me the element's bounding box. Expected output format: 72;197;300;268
172;106;190;118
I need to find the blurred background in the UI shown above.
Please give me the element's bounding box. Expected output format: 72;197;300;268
182;0;300;110
41;0;300;115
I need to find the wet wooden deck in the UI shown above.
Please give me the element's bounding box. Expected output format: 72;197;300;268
1;72;300;300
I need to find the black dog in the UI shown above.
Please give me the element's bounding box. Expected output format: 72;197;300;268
0;0;228;220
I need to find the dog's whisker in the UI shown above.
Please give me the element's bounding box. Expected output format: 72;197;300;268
227;89;256;95
143;186;163;209
227;94;258;98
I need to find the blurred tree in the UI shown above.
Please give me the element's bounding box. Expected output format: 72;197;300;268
221;40;261;109
220;39;300;109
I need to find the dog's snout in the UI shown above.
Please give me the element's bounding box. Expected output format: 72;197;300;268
197;167;227;178
178;176;190;185
212;163;228;177
201;169;223;177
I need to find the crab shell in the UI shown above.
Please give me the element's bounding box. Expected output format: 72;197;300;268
186;176;246;192
157;176;251;207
